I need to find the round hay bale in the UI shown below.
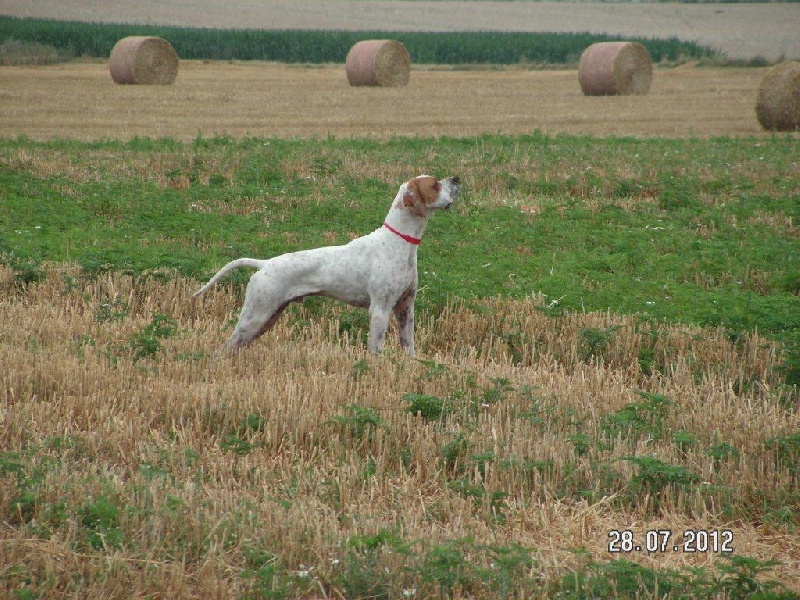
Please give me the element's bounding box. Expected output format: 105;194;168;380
578;41;652;96
346;40;410;87
756;61;800;132
109;36;178;85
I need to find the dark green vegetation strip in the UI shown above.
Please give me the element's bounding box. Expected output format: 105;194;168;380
0;15;720;64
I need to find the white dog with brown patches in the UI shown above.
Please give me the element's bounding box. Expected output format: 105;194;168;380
193;175;460;355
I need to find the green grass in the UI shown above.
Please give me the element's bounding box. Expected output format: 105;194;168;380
2;132;799;407
0;16;720;65
1;133;797;337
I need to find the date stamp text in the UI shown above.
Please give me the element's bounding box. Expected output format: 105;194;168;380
608;529;734;554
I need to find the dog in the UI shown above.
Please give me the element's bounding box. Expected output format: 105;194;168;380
193;175;460;355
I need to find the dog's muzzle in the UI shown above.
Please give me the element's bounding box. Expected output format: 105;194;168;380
445;176;461;209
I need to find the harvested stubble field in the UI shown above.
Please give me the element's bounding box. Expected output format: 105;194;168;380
0;61;779;141
1;266;798;597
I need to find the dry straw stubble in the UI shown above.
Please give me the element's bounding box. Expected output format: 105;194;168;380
578;41;653;96
109;36;179;85
345;39;411;87
2;267;800;594
756;61;800;131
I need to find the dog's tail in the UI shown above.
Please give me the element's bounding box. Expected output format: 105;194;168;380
192;258;267;298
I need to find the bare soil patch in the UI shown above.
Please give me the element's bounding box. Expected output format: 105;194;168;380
1;0;798;61
0;62;779;141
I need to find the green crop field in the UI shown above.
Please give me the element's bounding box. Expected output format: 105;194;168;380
0;16;719;65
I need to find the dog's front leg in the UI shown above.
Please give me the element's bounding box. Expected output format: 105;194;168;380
367;304;391;353
393;292;416;357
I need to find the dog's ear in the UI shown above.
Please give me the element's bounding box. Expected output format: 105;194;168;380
402;180;428;217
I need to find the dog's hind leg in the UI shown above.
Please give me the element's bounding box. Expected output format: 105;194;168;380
225;298;291;350
223;271;296;350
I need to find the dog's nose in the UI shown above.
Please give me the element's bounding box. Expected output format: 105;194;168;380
451;176;460;185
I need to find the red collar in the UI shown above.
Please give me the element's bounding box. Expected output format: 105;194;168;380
383;222;421;245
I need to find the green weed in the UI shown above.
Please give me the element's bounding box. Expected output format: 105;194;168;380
480;377;513;406
765;431;800;483
499;328;531;365
637;346;657;377
485;543;537;599
216;413;269;456
417;358;450;381
715;555;793;599
0;452;23;476
762;503;800;531
448;477;507;523
778;331;800;391
333;552;393;600
94;298;129;323
331;529;413;599
220;436;255;456
240;547;295;600
706;441;740;466
404;393;455;423
329;405;384;441
348;529;411;555
440;434;471;476
420;539;476;598
554;555;795;599
7;257;43;288
129;313;178;361
566;433;593;457
600;392;671;441
578;326;619;363
239;414;268;434
79;496;124;550
420;539;538;599
672;430;697;454
620;456;700;512
9;490;36;524
350;358;371;379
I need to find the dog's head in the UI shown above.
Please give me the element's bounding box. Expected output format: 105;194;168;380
400;175;460;217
